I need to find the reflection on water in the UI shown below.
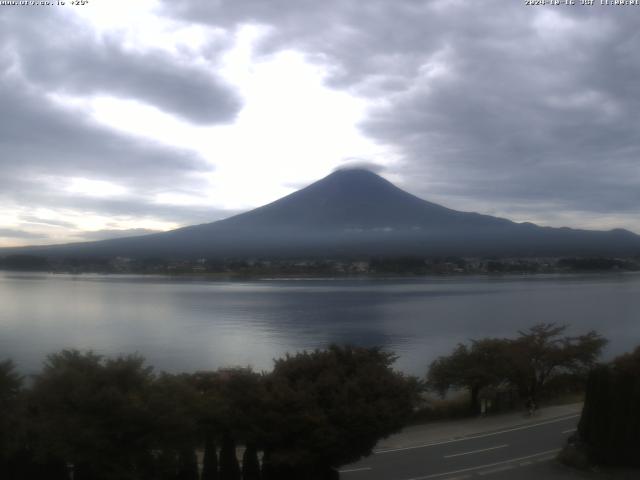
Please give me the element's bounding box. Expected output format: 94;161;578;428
1;272;639;375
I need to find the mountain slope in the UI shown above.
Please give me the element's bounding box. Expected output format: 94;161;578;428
3;169;640;259
219;169;509;229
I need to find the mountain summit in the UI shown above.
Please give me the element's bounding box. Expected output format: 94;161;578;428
4;169;640;258
222;168;466;229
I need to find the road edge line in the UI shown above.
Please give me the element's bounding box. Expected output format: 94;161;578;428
375;414;579;454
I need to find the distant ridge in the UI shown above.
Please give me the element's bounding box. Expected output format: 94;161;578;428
3;169;640;259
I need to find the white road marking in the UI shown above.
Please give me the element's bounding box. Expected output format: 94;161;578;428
402;448;561;480
562;428;577;434
339;466;372;474
376;414;579;454
478;465;515;475
444;444;508;459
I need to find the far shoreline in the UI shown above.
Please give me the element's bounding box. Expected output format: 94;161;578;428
2;268;640;282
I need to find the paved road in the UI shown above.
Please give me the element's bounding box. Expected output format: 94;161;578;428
340;413;580;480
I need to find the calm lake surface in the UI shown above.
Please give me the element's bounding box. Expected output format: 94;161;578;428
1;271;639;375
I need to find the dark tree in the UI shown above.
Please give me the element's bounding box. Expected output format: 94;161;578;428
155;449;179;480
0;359;22;399
29;350;157;480
214;368;267;447
148;373;201;479
0;360;27;480
613;345;640;372
176;447;199;480
427;339;510;414
261;345;419;478
201;433;219;480
427;324;607;410
191;368;265;480
577;346;640;467
219;432;241;480
24;455;69;480
507;324;607;403
242;444;261;480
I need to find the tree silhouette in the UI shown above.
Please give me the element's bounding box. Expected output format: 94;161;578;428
0;360;26;480
508;324;607;403
219;432;241;480
241;444;261;480
577;346;640;467
427;324;607;409
428;338;510;414
29;350;157;480
148;373;201;479
261;345;418;478
1;346;420;479
201;433;219;480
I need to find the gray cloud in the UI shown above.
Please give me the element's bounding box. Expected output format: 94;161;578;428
0;8;246;239
0;18;236;220
161;1;640;232
3;178;236;227
334;160;386;174
0;60;237;234
20;217;77;229
0;79;217;218
0;228;48;240
360;6;640;219
159;0;444;91
1;9;241;125
0;47;212;189
77;229;160;242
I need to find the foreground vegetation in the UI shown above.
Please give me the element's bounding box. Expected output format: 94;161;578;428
428;325;640;470
563;346;640;469
1;327;636;479
0;346;418;480
426;323;607;414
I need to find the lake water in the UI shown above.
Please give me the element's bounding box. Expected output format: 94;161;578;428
1;271;639;376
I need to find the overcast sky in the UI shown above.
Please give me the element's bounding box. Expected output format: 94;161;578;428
1;0;639;247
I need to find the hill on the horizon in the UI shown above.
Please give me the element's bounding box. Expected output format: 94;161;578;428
3;169;640;259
